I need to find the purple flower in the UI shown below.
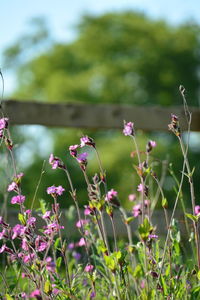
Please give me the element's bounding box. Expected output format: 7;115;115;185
80;136;95;148
72;251;81;260
90;291;96;298
69;144;79;157
11;195;25;205
123;121;134;136
0;118;8;129
85;264;94;272
49;154;65;169
68;242;75;250
148;234;158;239
76;152;88;164
195;205;200;216
47;185;65;196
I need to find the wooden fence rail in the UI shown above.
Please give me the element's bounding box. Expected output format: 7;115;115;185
2;100;200;131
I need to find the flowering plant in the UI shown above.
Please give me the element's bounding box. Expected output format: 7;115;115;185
0;88;200;299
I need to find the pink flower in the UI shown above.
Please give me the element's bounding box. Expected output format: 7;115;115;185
23;253;35;263
12;224;25;239
0;229;7;240
76;219;88;228
84;264;94;272
47;185;65;196
132;204;141;217
105;189;120;207
11;195;25;205
128;194;136;202
7;181;17;192
0;118;8;129
46;257;56;272
146;140;157;153
49;154;65;169
42;211;51;219
78;237;86;246
27;217;36;226
137;183;144;193
84;205;93;215
195;205;200;216
22;238;29;251
80;136;95;148
123;121;134;136
30;289;40;297
37;242;48;252
69;144;79;157
56;185;65;196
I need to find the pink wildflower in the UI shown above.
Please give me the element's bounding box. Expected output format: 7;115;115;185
128;194;136;202
105;189;120;207
69;144;79;157
42;211;51;219
0;118;8;129
30;289;40;297
80;136;95;148
7;181;17;192
49;154;65;169
12;224;25;239
78;237;86;246
123;121;134;136
11;195;25;205
85;264;94;272
76;219;88;228
146;140;157;153
132;204;141;217
47;185;65;196
195;205;200;216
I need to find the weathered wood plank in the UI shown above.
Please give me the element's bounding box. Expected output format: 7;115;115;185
2;100;200;131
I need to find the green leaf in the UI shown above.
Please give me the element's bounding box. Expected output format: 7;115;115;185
44;280;52;294
185;213;198;223
160;276;168;295
5;295;14;300
56;257;62;270
54;237;61;250
133;264;143;278
162;198;168;209
138;217;153;241
18;213;26;225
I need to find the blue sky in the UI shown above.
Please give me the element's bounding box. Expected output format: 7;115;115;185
1;0;200;93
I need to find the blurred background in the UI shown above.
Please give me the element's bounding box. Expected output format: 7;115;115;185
1;0;200;209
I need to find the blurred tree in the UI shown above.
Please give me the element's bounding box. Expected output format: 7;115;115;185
2;12;200;209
